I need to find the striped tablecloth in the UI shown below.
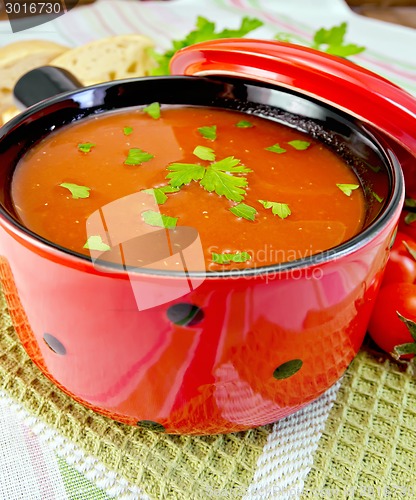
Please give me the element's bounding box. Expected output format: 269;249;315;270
0;1;416;498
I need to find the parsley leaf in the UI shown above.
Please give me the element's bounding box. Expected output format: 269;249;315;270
59;182;91;199
83;235;110;252
142;210;178;228
217;16;264;38
200;156;251;202
143;102;161;119
123;126;133;136
336;183;360;196
210;156;252;174
258;200;291;219
314;22;347;47
124;148;154;165
288;140;310;150
167;155;251;200
275;22;365;59
405;212;416;225
167;163;205;188
78;142;95;153
198;125;217;141
193;145;216;161
265;143;286;154
230;203;257;221
212;251;251;264
235;120;254;128
142;186;180;205
312;22;365;57
372;191;384;203
404;198;416;209
326;44;366;57
368;164;381;173
149;16;263;76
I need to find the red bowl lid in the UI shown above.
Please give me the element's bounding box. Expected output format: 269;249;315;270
170;38;416;164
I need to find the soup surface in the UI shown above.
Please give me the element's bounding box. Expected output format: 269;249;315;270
12;105;367;271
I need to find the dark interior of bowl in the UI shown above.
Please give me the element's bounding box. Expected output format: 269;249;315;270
0;75;402;273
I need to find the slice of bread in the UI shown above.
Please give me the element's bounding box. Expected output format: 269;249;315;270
49;34;156;86
1;106;20;124
0;40;68;119
0;34;157;126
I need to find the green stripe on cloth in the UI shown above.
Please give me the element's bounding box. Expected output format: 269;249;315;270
302;349;416;498
0;289;270;499
57;456;112;500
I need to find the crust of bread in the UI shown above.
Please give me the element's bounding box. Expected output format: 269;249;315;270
0;40;68;116
49;34;156;85
1;106;20;126
0;40;68;88
0;40;68;64
0;34;157;123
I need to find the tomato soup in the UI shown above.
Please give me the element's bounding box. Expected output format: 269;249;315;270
11;105;368;271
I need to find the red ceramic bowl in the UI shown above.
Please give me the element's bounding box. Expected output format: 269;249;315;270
0;40;414;435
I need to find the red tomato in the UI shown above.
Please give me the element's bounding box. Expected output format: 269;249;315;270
399;209;416;242
368;282;416;355
382;231;416;286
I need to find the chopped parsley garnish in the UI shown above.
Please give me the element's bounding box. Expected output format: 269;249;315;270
198;125;217;141
200;157;251;202
368;164;381;173
265;143;286;154
143;102;161;119
336;183;360;196
288;140;311;151
142;186;180;205
142;210;178;228
59;182;91;199
123;126;133;136
235;120;254;128
230;203;257;221
167;156;251;202
258;200;291;219
83;235;110;252
212;251;251;264
149;16;263;76
78;142;95;153
193;145;216;161
312;22;365;57
167;163;205;188
372;191;384;203
124;148;154;165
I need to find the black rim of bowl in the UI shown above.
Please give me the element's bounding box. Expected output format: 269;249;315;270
0;75;404;279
